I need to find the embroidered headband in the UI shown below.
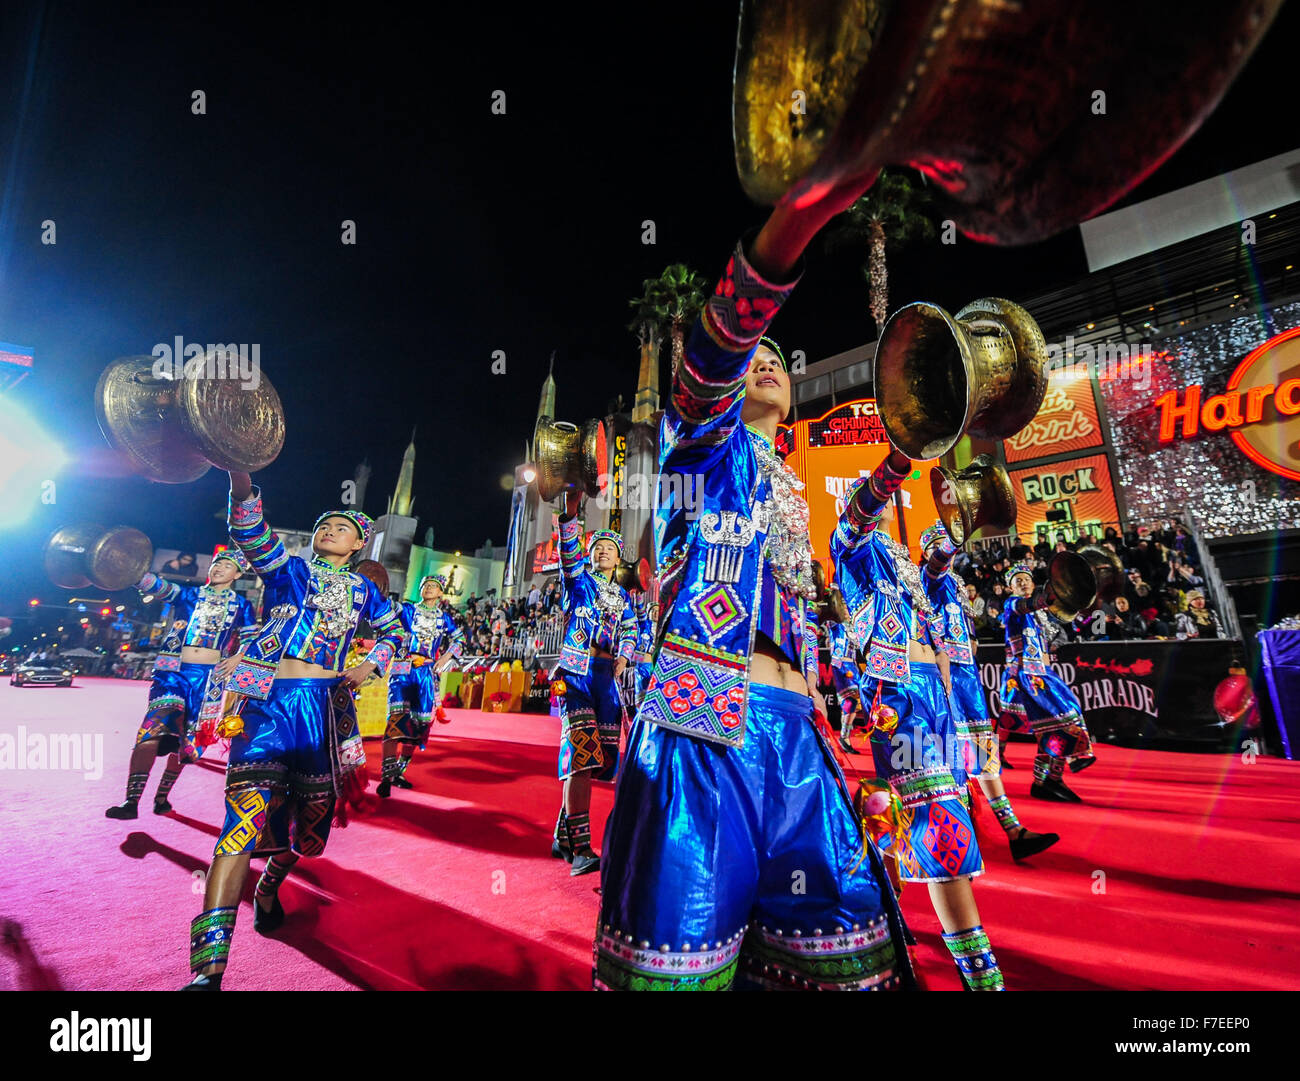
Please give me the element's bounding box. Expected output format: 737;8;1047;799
1005;562;1034;585
420;574;447;592
211;548;249;573
587;529;624;559
919;521;948;555
757;335;787;371
313;509;374;545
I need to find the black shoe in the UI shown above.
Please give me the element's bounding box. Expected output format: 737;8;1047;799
377;780;391;798
570;850;601;877
1068;754;1097;774
180;973;222;991
254;894;285;935
839;736;861;755
1010;829;1061;860
551;837;574;863
392;776;414;789
105;801;139;820
1029;781;1073;803
153;799;173;815
1048;776;1082;803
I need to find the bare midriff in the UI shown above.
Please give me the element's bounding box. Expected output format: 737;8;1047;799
278;657;344;680
181;646;223;665
909;638;937;664
750;635;811;694
590;647;614;660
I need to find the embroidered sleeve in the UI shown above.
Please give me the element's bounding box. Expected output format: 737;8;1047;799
616;597;638;662
361;584;404;675
667;237;800;459
228;485;290;580
446;617;466;659
803;604;819;682
834;457;909;551
236;598;259;648
558;515;586;580
137;573;180;604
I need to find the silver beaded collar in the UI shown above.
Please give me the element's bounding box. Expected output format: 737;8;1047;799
748;428;817;600
885;536;935;619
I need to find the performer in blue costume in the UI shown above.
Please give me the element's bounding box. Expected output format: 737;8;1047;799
632;591;657;707
1000;563;1098;803
833;459;1003;990
551;515;637;877
826;616;864;755
918;523;1059;860
105;550;258;819
379;573;465;798
595;199;915;991
183;470;405;991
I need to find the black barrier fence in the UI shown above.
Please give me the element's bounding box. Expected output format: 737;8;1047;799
819;638;1247;753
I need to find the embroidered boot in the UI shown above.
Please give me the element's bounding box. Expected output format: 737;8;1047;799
942;925;1004;990
183;907;236;990
106;772;148;819
568;812;599;877
153;763;184;813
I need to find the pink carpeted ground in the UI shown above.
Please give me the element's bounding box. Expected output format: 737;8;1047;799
1;677;1297;990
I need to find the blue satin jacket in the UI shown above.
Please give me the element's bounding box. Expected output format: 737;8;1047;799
830;475;944;686
636;238;814;747
390;602;464;675
556;516;637;678
1002;598;1050;676
826;620;858;674
225;487;404;699
922;565;976;667
138;574;258;671
633;594;655;664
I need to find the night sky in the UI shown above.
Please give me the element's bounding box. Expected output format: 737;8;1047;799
1;1;1296;611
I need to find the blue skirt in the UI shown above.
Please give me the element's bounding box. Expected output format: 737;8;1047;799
387;664;439;745
558;658;624;781
595;681;914;991
949;662;999;777
999;664;1094;763
863;663;984;883
217;678;346;859
136;662;215;763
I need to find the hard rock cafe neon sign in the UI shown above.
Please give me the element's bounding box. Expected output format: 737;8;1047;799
1154;326;1300;482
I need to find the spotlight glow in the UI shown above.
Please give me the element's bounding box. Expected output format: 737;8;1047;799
0;398;67;529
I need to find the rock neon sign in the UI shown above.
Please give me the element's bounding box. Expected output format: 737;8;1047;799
1154;325;1300;481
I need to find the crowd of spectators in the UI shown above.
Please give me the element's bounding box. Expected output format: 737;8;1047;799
440;582;566;668
952;519;1227;643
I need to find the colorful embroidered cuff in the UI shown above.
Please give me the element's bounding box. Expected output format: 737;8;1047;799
558;516;585;577
869;455;909;501
700;236;801;354
229;485;264;529
365;640;395;675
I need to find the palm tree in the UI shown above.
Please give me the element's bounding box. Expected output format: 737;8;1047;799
627;264;709;379
824;168;937;337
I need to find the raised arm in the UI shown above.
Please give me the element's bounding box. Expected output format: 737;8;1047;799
227;472;290;583
136;572;181;605
831;450;911;559
557;490;587;582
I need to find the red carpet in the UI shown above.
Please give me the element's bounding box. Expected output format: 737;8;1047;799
1;677;1297;990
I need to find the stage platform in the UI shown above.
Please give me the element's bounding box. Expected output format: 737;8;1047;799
1;677;1297;991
